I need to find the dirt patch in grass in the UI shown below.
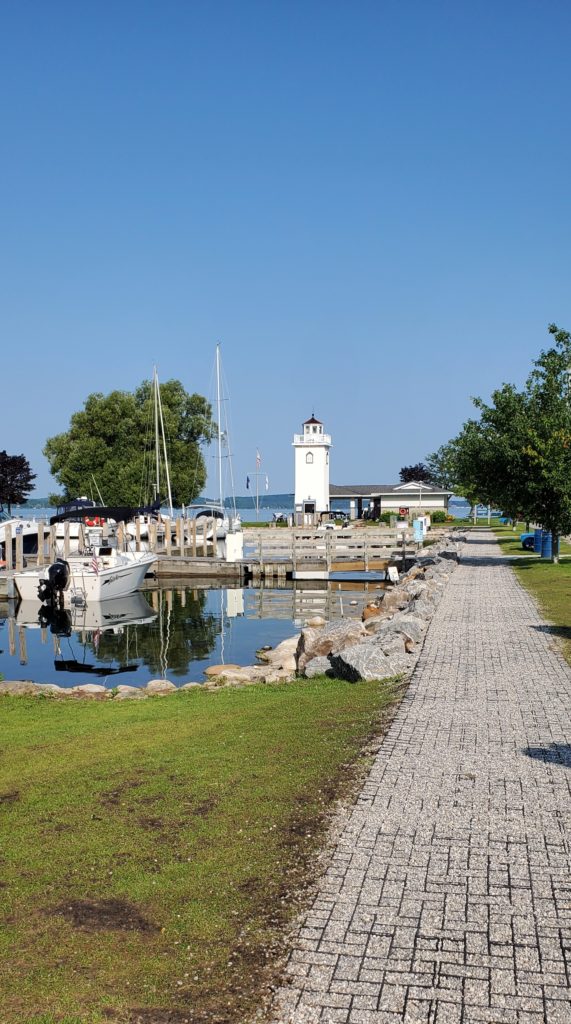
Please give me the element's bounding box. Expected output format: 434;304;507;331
0;789;20;804
55;898;160;933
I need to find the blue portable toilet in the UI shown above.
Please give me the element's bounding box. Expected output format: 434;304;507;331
541;531;552;559
533;528;543;553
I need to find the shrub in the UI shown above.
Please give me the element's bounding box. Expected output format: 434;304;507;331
431;510;447;523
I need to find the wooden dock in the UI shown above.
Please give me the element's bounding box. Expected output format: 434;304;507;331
0;524;417;598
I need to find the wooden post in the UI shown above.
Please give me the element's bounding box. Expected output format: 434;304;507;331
191;518;197;557
4;524;12;570
149;521;157;553
203;518;208;557
165;520;172;557
136;517;141;552
15;531;24;571
37;522;45;566
49;525;57;562
64;522;70;559
176;517;183;557
117;522;125;551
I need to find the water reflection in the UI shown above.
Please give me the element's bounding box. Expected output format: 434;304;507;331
0;578;388;688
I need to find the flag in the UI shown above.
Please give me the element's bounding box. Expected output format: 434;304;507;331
246;476;250;490
256;449;261;470
91;555;100;575
265;475;269;491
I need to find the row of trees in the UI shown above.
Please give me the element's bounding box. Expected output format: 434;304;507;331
425;324;571;562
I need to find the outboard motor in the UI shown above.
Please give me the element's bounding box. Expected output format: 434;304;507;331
38;558;70;605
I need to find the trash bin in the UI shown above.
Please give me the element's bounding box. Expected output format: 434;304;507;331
533;528;543;553
541;531;552;559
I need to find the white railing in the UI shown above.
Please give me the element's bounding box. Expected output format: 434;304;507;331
292;433;332;445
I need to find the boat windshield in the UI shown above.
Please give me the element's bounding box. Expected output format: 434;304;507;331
0;508;12;523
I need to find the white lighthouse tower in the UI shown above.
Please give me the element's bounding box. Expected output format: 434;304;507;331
293;415;332;525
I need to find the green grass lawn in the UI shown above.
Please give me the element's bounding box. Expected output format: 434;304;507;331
491;523;571;558
0;676;403;1024
510;558;571;667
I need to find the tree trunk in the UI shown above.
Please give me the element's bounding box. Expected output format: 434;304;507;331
551;530;560;564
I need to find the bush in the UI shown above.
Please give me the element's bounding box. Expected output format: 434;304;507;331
431;510;447;523
379;511;393;524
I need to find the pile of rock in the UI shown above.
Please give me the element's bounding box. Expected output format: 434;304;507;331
295;538;463;683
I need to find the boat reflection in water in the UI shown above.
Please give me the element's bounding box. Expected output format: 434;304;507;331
2;578;388;688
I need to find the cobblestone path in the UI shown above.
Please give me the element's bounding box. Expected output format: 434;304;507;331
270;532;571;1024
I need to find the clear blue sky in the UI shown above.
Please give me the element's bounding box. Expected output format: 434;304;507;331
2;0;570;499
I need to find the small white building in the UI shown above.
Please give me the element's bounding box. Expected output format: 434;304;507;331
329;481;452;519
293;415;332;524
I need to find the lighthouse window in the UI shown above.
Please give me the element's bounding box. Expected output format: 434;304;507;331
326;452;329;464
306;452;314;464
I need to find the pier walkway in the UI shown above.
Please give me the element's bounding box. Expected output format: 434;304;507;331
271;531;571;1024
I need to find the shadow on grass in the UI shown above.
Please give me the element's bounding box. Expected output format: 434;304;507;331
523;744;571;768
531;624;571;642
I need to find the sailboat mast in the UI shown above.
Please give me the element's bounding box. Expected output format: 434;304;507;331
153;367;160;502
216;343;223;510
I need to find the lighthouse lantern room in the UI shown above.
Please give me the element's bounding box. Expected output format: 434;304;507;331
293;415;332;525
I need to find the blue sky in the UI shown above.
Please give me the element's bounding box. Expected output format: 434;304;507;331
2;0;570;499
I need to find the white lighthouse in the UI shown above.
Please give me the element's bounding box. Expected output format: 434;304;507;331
293;415;332;525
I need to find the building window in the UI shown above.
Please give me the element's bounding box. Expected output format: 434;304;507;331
306;452;313;464
326;452;329;464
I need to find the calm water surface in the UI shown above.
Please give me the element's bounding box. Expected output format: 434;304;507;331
0;580;385;689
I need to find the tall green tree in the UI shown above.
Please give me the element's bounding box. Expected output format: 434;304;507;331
43;379;216;507
428;324;571;560
0;451;37;512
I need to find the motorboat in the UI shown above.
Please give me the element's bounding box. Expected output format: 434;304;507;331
13;548;157;604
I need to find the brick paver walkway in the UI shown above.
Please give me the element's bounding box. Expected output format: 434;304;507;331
271;532;571;1024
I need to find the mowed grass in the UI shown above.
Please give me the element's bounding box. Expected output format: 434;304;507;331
491;523;571;558
0;677;402;1024
510;558;571;667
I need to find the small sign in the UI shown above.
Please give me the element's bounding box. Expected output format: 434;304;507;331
398;506;409;516
387;566;399;583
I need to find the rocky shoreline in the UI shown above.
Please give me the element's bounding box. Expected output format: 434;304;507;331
0;535;464;700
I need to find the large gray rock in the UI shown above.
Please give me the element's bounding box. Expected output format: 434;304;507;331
303;655;333;678
372;630;407;658
389;613;427;643
329;642;415;683
296;619;366;672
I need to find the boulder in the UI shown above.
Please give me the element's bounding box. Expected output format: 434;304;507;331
372;630;407;658
72;684;108;695
391;613;426;643
204;664;241;678
303;655;333;678
114;690;148;700
145;679;177;694
329;642;415;683
0;680;40;696
256;636;299;669
296;619;366;672
305;615;326;628
362;602;382;622
378;589;412;614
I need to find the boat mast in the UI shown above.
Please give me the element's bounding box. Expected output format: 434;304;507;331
153;366;174;517
216;343;223;511
153;367;161;503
